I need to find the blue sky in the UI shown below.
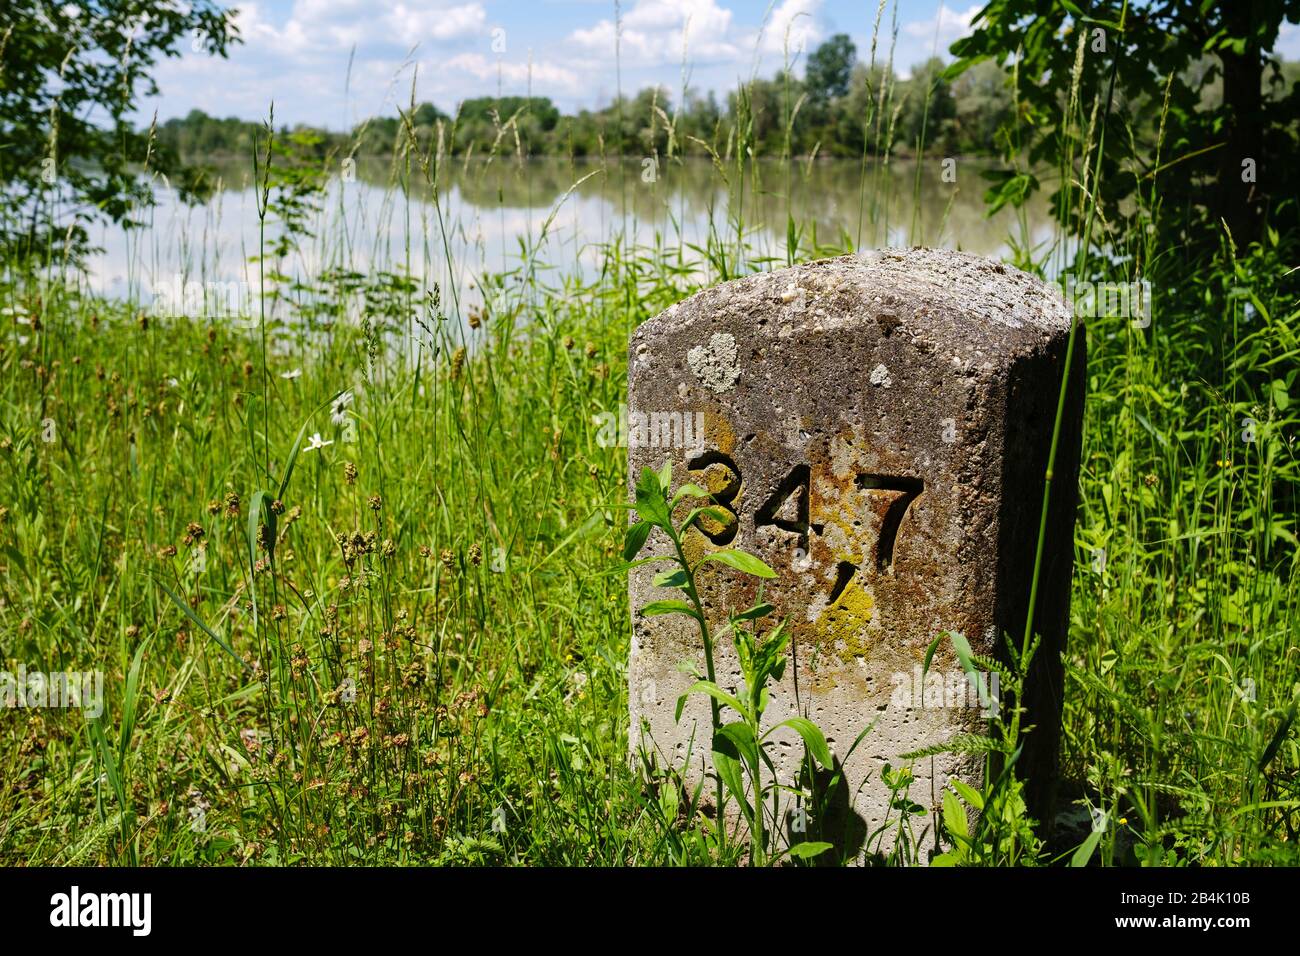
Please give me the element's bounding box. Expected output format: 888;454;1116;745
143;0;1300;129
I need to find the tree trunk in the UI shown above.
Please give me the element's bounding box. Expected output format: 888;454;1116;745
1215;4;1265;246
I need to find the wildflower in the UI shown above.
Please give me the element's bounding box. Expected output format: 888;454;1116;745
450;347;466;380
563;335;574;350
368;494;382;512
468;307;482;330
439;549;455;572
280;368;302;380
157;545;177;559
584;341;597;359
343;461;357;484
305;432;334;452
206;499;221;516
242;361;253;377
270;499;284;515
469;543;482;566
330;391;354;426
223;492;241;517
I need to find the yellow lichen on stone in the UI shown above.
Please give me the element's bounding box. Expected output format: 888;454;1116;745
816;574;877;664
705;413;737;456
681;526;708;566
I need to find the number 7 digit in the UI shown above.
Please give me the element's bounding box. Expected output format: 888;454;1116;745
856;474;923;571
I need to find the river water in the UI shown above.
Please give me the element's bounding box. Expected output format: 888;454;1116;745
84;157;1058;321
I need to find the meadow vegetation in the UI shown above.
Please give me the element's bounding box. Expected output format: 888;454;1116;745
1;1;1299;866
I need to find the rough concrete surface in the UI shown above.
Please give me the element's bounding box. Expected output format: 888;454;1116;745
626;249;1085;861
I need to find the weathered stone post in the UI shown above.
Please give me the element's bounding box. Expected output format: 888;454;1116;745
627;249;1083;858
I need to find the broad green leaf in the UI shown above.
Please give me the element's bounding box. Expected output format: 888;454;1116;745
951;778;985;811
700;549;776;578
652;567;689;589
594;555;672;577
682;505;734;533
733;602;775;622
623;520;652;561
635;468;671;527
1070;828;1103;868
671;482;711;505
771;716;833;769
711;732;751;823
1271;378;1290;411
641;599;701;621
675;680;747;722
942;789;969;841
716;721;759;770
656;460;672;493
788;841;833;860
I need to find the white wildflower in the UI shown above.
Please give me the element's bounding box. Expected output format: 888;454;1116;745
330;390;353;425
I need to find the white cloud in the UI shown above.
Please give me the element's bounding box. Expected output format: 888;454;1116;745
436;54;582;95
389;3;488;41
234;0;488;57
570;0;740;65
902;3;980;45
758;0;822;56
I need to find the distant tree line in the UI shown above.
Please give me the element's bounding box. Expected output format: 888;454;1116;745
153;35;1027;163
155;28;1297;176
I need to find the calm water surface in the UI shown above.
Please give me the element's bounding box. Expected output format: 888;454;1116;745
86;157;1059;319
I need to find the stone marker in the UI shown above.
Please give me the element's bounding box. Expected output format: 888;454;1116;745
627;249;1084;857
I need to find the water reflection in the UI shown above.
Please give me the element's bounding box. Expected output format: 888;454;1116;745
87;157;1057;319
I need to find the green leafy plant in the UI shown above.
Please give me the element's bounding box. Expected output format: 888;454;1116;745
910;630;1042;866
624;461;837;865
